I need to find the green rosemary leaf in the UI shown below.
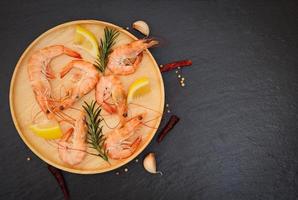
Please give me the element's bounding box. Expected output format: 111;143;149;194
94;27;119;73
83;101;108;161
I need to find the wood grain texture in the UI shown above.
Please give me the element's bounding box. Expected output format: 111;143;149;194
1;0;298;200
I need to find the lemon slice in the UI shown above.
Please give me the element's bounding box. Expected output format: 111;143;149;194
127;77;151;103
29;120;62;140
74;25;99;57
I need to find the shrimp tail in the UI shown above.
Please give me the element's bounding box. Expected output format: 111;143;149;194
63;47;82;59
61;128;74;141
143;38;159;48
60;60;76;78
102;102;117;114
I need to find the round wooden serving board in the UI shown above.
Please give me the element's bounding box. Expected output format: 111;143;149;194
9;20;164;174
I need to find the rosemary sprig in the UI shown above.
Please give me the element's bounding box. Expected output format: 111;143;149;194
82;101;108;161
95;27;119;73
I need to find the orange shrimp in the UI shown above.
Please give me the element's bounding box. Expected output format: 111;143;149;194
57;60;99;111
107;39;158;75
104;113;146;160
58;111;87;166
95;75;127;125
27;45;81;118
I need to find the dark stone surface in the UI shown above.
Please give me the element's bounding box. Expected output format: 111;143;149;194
1;0;298;199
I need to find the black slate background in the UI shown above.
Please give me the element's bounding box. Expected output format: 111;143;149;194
1;0;298;199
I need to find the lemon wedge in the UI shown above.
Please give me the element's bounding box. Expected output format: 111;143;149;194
127;77;151;103
74;25;99;57
29;120;62;140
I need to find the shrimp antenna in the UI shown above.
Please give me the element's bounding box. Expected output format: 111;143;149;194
143;115;162;124
141;122;158;129
139;114;162;130
32;110;42;123
102;117;120;129
58;111;76;121
128;102;162;114
68;106;81;111
46;139;60;148
51;111;74;126
140;115;161;129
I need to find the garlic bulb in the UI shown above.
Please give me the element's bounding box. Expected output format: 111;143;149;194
143;153;162;174
132;20;150;36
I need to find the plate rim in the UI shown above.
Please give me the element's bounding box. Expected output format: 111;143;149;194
9;19;165;174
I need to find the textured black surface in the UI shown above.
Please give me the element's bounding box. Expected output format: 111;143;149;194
1;0;298;199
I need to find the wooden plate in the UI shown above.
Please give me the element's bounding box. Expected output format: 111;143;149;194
9;20;164;174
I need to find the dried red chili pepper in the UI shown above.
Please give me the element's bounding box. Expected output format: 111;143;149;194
160;60;192;72
48;165;70;200
157;115;180;143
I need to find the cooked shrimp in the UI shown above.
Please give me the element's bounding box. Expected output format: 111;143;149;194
27;45;81;117
95;75;127;125
57;60;99;111
58;111;87;165
104;113;146;160
107;39;158;75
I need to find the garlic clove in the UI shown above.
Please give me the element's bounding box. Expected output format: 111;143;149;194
132;20;150;36
143;153;156;173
